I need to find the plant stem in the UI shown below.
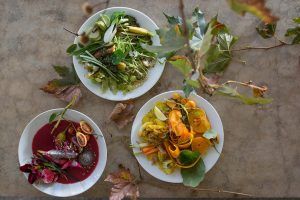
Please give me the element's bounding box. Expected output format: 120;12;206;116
223;80;267;92
178;0;197;72
63;27;79;36
191;187;253;197
232;42;292;51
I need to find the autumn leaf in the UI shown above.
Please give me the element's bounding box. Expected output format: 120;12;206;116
227;0;278;24
40;65;82;104
105;165;139;200
109;102;135;129
256;22;277;39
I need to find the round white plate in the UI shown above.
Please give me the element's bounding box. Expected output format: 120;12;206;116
131;90;224;183
18;109;107;197
73;7;165;101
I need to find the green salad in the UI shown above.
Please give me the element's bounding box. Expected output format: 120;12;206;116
68;11;157;93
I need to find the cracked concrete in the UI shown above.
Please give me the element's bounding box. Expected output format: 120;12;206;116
0;0;299;198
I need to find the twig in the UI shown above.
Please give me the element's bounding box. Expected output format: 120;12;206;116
63;27;79;36
232;42;292;51
222;80;267;92
191;187;253;197
136;160;143;181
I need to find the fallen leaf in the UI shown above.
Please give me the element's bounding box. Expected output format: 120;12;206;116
109;102;135;129
41;65;82;104
256;22;277;39
168;55;193;76
227;0;278;24
285;17;300;44
105;165;139;200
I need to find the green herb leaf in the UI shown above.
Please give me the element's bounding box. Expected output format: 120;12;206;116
203;129;218;140
227;0;278;24
293;17;300;24
111;49;125;65
256;22;277;39
181;157;205;187
168;56;192;76
217;85;273;105
179;150;200;165
66;44;77;54
163;13;182;25
49;112;58;123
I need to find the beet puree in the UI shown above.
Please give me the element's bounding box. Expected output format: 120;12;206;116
32;120;99;184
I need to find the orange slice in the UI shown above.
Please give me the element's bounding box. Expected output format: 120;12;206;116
191;137;212;155
76;132;88;147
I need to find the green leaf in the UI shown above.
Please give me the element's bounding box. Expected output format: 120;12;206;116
192;7;206;37
227;0;278;24
256;22;277;39
66;44;77;54
217;85;273;105
203;129;218;140
181;157;205;187
53;66;69;77
142;26;185;58
183;84;194;98
185;78;200;88
285;19;300;44
168;56;192;76
111;49;125;65
49;112;58;123
204;32;237;74
163;13;182;25
293;17;300;24
179;150;200;165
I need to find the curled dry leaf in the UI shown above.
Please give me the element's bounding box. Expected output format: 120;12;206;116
105;165;139;200
109;102;135;129
41;83;82;104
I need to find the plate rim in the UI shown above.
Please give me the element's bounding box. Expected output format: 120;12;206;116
130;90;224;183
18;108;107;197
72;6;165;101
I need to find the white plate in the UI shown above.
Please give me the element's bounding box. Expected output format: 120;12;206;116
18;109;107;197
131;90;224;183
73;7;165;101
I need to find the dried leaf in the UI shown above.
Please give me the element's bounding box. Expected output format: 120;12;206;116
81;2;93;16
41;65;82;104
109;102;135;129
105;165;139;200
227;0;278;24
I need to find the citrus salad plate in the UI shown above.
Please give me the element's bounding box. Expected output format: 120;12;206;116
131;91;224;186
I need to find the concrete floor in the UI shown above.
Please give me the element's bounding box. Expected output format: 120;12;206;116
0;0;300;198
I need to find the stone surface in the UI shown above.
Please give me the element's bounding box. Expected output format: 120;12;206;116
0;0;299;198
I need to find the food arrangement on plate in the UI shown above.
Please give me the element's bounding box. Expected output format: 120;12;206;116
70;11;157;94
132;92;222;186
19;104;102;185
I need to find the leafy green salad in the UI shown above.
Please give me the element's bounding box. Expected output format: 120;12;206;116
68;11;157;93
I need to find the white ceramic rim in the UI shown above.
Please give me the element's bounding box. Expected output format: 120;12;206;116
18;109;107;197
73;7;165;101
131;90;224;183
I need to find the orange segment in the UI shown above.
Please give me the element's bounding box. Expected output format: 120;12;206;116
76;132;88;147
191;137;212;155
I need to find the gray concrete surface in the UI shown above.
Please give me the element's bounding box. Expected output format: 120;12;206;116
0;0;299;198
